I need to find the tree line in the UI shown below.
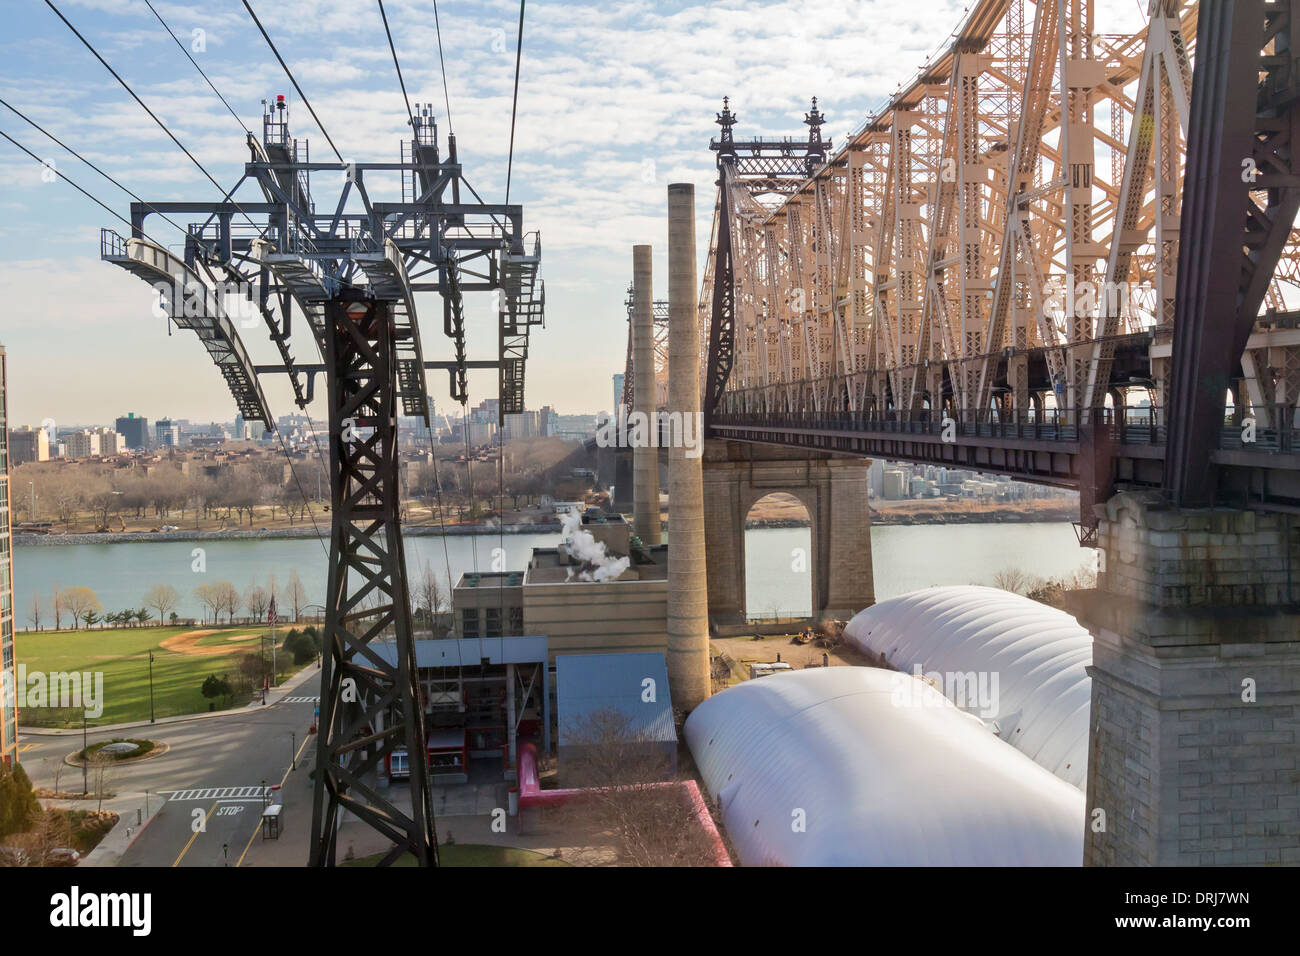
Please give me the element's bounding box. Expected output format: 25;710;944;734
24;570;312;631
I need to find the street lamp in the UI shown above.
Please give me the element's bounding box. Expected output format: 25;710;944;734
148;650;156;723
81;713;89;795
291;731;297;770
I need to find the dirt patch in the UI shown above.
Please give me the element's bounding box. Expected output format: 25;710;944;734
711;633;876;676
158;630;256;657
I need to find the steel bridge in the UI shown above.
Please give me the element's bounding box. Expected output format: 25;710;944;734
661;0;1300;538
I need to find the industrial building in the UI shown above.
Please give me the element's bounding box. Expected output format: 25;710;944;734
556;652;677;776
451;512;672;666
369;636;550;784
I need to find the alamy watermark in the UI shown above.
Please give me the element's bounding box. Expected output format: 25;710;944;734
595;407;704;459
1;665;104;718
889;666;1000;719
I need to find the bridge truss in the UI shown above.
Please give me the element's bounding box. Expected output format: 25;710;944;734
620;285;670;410
102;98;544;865
701;0;1300;529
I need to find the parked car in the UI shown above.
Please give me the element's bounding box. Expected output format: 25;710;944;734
45;848;80;867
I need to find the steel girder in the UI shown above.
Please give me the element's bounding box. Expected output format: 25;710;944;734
621;287;670;410
701;0;1300;518
308;292;437;868
1166;0;1300;506
100;234;274;427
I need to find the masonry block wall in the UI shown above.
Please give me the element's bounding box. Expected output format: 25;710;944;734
1078;491;1300;866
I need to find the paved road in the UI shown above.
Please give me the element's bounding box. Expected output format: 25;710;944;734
18;694;319;867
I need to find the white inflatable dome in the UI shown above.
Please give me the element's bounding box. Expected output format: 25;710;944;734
685;667;1084;866
844;585;1092;788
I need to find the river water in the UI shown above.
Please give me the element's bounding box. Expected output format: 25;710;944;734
12;522;1092;623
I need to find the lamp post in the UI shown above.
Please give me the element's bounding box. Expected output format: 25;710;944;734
81;713;88;794
291;731;297;770
148;650;156;723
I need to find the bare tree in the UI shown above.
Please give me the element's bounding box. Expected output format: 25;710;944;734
412;563;446;632
143;583;179;626
27;594;46;631
558;709;717;867
284;570;307;622
56;587;102;629
193;583;222;624
991;567;1038;595
244;584;270;623
214;581;240;624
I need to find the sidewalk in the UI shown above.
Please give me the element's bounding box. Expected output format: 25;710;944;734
20;663;323;738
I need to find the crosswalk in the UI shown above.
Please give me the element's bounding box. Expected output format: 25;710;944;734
278;696;319;704
164;786;272;802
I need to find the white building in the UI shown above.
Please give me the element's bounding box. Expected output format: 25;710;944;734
685;667;1085;866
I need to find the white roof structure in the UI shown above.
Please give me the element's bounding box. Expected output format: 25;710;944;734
684;668;1084;866
844;585;1092;789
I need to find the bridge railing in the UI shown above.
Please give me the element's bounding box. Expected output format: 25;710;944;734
713;404;1298;455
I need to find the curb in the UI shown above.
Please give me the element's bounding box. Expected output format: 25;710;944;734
64;739;171;769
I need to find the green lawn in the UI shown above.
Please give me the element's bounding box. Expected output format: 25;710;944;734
343;845;570;867
15;625;305;727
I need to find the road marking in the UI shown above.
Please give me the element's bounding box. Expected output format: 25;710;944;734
18;743;42;753
279;696;319;704
236;730;314;867
164;786;271;802
172;801;218;867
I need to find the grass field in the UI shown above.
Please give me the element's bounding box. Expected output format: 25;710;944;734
343;845;570;867
15;625;307;727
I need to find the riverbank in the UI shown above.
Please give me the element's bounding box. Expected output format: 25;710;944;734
15;522;565;547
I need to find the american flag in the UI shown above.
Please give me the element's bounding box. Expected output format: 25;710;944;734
267;595;279;626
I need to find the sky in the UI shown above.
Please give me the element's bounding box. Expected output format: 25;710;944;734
1;0;1025;428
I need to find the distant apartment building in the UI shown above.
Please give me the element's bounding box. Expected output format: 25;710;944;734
882;468;908;500
155;419;180;448
63;429;100;459
0;346;16;767
96;428;124;457
115;413;150;451
612;373;625;412
503;410;542;441
8;425;48;466
540;405;558;437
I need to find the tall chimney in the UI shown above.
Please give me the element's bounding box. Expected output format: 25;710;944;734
666;183;710;710
631;245;661;546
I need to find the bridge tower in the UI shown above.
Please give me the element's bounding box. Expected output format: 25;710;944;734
1072;1;1300;866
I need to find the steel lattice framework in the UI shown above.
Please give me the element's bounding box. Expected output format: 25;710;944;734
102;99;544;866
620;286;670;410
702;0;1300;521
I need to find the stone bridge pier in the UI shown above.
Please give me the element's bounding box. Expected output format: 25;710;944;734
1069;492;1300;866
701;439;875;629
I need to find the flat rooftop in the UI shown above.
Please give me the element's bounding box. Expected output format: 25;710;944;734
456;571;525;589
525;544;668;585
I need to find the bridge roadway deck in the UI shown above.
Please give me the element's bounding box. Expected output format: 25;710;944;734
710;410;1300;518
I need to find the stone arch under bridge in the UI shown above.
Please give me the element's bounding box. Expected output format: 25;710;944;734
702;439;875;629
